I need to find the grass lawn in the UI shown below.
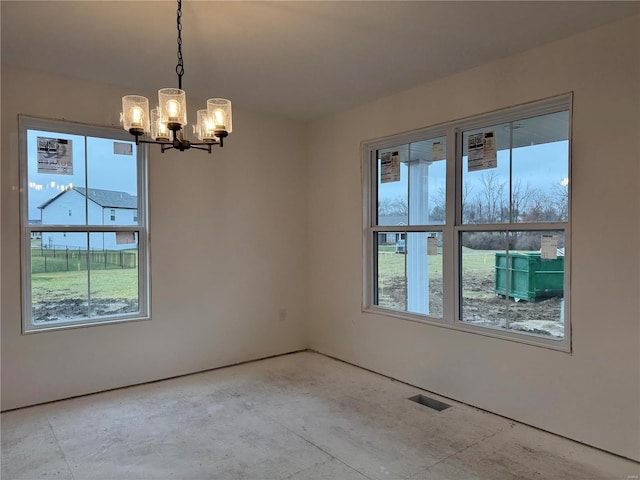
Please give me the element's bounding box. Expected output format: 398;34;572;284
376;248;525;306
32;268;138;303
378;248;539;278
377;247;502;280
377;247;556;306
460;248;499;275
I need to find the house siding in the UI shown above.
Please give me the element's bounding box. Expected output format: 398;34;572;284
40;189;137;250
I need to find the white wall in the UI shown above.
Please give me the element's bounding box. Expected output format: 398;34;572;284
1;66;308;410
307;15;640;460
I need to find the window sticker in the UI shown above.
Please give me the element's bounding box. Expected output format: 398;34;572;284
541;234;558;260
37;137;73;174
432;141;444;161
468;131;496;172
427;236;438;255
116;231;136;245
114;142;133;155
482;131;497;165
381;151;400;183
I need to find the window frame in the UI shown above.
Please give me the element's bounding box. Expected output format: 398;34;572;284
362;94;572;351
19;115;151;333
365;127;453;322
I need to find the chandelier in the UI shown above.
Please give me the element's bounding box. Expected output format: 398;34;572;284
120;0;231;153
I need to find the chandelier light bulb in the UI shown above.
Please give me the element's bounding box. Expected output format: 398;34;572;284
151;107;170;141
121;95;150;134
167;100;180;120
196;110;216;141
158;88;187;128
131;106;144;126
207;98;233;134
213;109;226;129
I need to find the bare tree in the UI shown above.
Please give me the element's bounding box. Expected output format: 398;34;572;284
478;171;508;223
511;180;533;223
550;181;569;221
521;190;560;223
378;196;408;217
390;196;408;216
430;186;446;223
378;198;394;216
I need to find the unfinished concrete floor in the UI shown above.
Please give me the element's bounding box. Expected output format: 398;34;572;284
2;351;638;479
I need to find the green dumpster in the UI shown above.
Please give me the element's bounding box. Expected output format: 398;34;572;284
495;252;564;302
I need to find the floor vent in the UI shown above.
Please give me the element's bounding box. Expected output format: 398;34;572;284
409;394;451;411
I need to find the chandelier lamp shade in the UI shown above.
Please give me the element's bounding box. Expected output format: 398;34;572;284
120;0;232;154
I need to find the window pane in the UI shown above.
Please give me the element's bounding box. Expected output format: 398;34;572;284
460;230;565;339
462;111;569;225
377;138;447;227
88;232;139;318
406;232;443;317
27;130;86;226
462;123;510;224
409;138;446;226
87;137;138;227
506;231;565;339
31;232;89;324
460;231;509;325
376;231;406;310
375;231;443;318
377;145;409;227
512;112;569;223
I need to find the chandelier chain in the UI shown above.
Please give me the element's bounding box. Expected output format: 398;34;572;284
176;0;184;89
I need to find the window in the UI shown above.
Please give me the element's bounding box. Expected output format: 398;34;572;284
373;137;447;318
20;116;149;332
364;95;571;350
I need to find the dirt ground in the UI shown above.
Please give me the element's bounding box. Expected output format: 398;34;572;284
33;298;138;323
35;274;563;338
379;272;563;337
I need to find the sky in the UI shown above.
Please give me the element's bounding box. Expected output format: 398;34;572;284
27;127;568;222
27;129;138;220
378;139;569;213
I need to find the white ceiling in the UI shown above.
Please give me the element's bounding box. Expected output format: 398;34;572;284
2;1;638;121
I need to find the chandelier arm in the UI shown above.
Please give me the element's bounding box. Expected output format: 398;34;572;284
135;138;173;147
135;137;220;148
190;145;213;153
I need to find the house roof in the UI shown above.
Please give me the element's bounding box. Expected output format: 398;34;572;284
38;187;137;210
378;215;408;227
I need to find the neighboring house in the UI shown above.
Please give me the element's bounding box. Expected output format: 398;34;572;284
38;187;137;250
377;215;407;244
